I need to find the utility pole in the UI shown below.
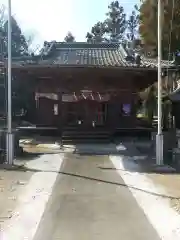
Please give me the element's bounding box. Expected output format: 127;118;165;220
156;0;163;165
6;0;13;165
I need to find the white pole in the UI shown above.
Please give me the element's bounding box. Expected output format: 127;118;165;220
6;0;13;165
156;0;163;165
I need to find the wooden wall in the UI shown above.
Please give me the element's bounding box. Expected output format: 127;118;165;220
14;67;157;129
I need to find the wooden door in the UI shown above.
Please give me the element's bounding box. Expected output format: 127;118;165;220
77;100;92;127
37;97;57;126
65;102;78;126
78;100;106;127
94;102;106;126
63;100;107;128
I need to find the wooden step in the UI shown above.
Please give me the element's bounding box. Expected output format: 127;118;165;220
62;132;110;136
62;128;111;144
62;132;110;138
62;138;110;144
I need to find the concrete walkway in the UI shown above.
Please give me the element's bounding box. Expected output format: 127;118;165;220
2;142;180;240
33;151;160;240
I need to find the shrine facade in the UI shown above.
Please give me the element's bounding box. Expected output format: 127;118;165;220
7;42;175;134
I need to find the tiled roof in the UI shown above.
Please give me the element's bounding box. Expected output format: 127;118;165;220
41;42;129;67
6;42;177;70
141;56;175;69
40;42;176;69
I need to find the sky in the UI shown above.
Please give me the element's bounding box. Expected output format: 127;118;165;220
0;0;139;49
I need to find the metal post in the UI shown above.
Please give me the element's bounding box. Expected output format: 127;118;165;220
6;0;14;165
156;0;163;165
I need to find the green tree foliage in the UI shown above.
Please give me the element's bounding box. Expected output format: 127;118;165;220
139;79;172;127
139;0;180;58
64;32;75;42
0;6;6;60
86;1;128;43
2;17;29;57
105;1;126;42
0;7;31;118
86;22;107;43
143;85;157;125
127;5;139;41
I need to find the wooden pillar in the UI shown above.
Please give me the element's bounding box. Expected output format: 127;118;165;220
58;92;63;130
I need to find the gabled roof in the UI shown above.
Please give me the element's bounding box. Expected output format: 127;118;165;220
39;42;175;69
1;41;177;70
41;42;129;67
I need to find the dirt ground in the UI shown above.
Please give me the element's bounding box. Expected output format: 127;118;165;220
148;173;180;213
132;139;180;214
0;169;32;231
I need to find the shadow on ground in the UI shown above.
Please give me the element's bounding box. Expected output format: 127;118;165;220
16;151;41;161
17;137;180;176
2;138;178;201
7;163;180;201
72;141;180;174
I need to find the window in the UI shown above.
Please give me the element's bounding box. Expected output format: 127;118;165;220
121;104;131;116
54;104;58;115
